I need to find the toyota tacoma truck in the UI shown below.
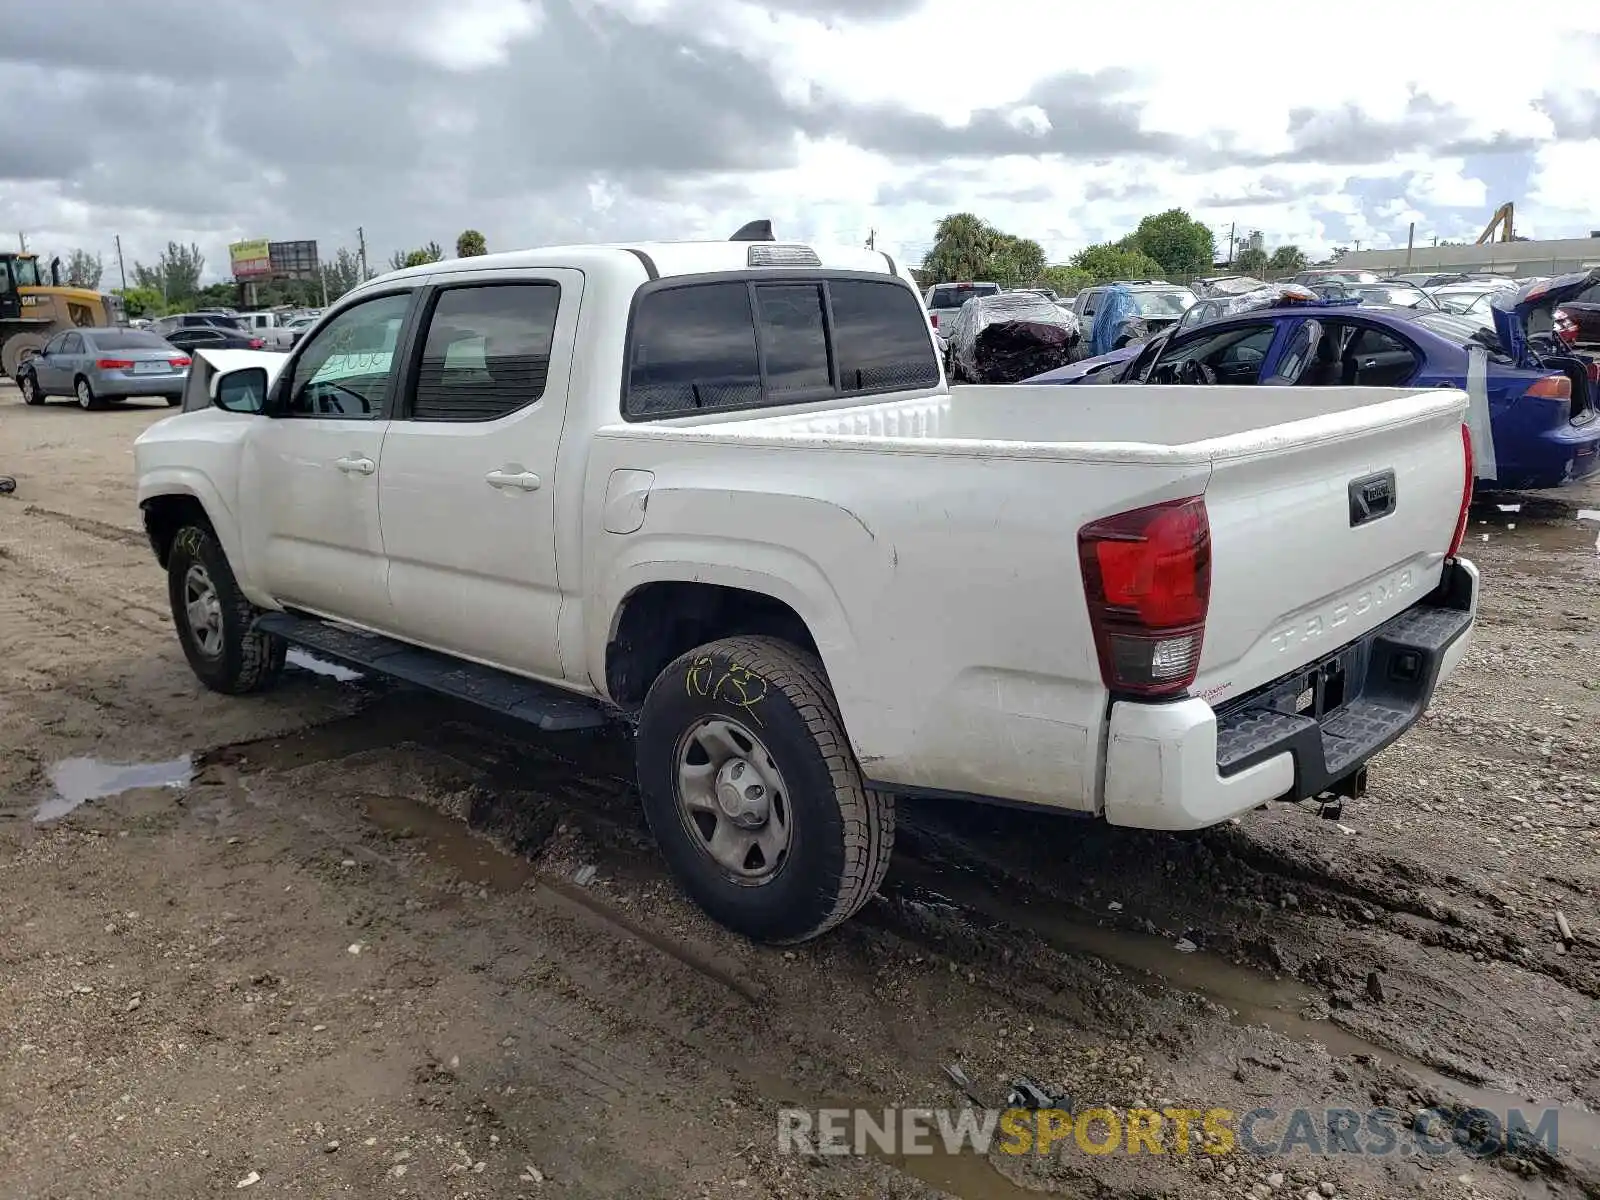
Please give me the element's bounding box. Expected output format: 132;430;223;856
134;234;1480;944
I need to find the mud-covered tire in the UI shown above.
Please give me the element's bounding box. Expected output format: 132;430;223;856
636;635;894;944
18;371;44;405
166;523;286;694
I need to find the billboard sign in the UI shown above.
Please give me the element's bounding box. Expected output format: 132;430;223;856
229;239;272;280
268;240;320;280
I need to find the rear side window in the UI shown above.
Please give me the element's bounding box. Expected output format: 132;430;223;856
411;283;561;421
830;279;941;393
625;274;938;420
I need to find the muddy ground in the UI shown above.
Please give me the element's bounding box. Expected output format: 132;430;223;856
2;384;1598;1200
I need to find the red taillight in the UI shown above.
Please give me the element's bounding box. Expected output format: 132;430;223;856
1078;497;1211;698
929;313;939;328
169;356;191;368
1525;375;1571;400
96;358;134;369
1554;309;1578;346
1588;359;1599;385
1447;422;1473;559
248;337;264;349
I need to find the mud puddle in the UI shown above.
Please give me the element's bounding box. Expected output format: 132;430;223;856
883;861;1600;1162
37;754;193;823
1472;502;1600;554
362;791;535;893
285;648;364;682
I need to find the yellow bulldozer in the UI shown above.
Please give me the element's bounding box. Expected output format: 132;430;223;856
0;251;124;379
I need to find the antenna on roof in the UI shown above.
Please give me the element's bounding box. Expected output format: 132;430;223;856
730;220;775;242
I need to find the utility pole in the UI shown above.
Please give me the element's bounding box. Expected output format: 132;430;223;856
115;235;128;291
1227;222;1236;267
865;229;876;250
1404;222;1414;270
357;226;369;281
18;231;27;253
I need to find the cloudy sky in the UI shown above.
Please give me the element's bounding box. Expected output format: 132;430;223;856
5;0;1600;284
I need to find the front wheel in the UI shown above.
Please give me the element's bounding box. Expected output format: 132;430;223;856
635;636;895;944
18;372;44;405
166;523;286;694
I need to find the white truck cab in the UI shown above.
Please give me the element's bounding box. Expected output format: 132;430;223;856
135;230;1479;943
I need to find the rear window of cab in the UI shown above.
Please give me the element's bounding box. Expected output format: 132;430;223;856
624;273;940;420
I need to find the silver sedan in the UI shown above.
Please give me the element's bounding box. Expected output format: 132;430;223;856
17;327;191;410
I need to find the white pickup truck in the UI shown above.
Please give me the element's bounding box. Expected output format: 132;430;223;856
134;235;1480;944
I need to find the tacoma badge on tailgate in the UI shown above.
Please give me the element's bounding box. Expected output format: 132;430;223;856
1348;470;1397;527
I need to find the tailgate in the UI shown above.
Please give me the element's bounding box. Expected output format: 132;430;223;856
1192;395;1469;709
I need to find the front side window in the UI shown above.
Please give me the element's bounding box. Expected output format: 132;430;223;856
62;333;84;354
1151;322;1276;385
410;283;561;422
285;292;411;419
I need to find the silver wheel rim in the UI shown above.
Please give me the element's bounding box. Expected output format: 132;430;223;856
182;564;225;658
674;717;791;882
20;377;34;402
77;380;92;408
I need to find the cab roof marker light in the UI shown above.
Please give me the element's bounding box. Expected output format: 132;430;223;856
748;244;822;267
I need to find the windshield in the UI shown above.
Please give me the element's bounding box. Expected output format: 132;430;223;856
1129;289;1195;317
11;257;44;287
930;284;999;309
88;330;171;350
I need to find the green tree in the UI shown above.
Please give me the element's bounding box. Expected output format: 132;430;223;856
114;286;165;318
131;241;205;304
65;249;104;289
1068;242;1167;285
320;247;365;300
1268;245;1308;273
920;213;1044;287
389;241;445;271
456;229;487;257
1126;209;1215;277
1038;265;1095;296
1233;247;1271;275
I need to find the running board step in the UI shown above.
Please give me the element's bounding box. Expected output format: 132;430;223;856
253;612;610;732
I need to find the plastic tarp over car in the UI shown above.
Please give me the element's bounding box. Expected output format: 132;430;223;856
949;292;1084;383
1089;286;1140;356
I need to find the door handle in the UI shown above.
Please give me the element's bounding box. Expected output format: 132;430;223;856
335;456;375;475
486;469;542;491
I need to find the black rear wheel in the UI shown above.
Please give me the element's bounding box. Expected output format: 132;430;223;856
635;636;894;944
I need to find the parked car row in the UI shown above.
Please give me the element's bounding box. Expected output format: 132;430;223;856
12;311;300;410
1022;272;1600;492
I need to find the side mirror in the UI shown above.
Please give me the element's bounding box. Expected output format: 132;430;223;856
214;366;268;414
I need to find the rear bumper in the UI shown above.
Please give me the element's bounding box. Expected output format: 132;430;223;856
1102;558;1478;831
95;371;186;398
1483;412;1600;491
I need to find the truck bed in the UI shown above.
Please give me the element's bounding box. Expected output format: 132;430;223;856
602;384;1469;465
592;382;1472;813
